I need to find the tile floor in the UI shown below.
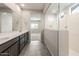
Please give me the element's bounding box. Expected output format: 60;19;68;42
30;33;41;41
19;41;51;56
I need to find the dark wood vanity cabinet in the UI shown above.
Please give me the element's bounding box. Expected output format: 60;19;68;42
0;48;10;56
24;32;30;46
27;32;30;43
19;32;30;51
0;37;19;56
24;33;28;45
1;42;19;56
10;42;19;56
0;32;29;56
19;34;25;51
10;37;19;56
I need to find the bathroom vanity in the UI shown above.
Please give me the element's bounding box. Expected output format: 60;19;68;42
0;31;30;56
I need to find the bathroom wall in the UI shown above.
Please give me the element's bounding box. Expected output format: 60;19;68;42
59;15;69;56
43;3;59;56
0;15;1;33
58;4;73;56
12;10;31;32
12;13;21;31
60;13;79;55
68;13;79;54
44;29;58;55
20;10;31;31
43;3;69;56
44;13;58;56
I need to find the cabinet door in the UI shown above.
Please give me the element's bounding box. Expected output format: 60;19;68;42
0;48;10;56
27;32;30;43
10;42;18;56
20;37;25;51
24;33;27;45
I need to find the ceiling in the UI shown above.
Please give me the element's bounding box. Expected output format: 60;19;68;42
0;3;10;9
0;3;74;13
46;3;73;14
46;4;58;14
0;3;6;8
0;3;12;11
18;3;46;11
60;3;73;11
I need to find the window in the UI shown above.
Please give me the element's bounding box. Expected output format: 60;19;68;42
31;23;38;29
71;4;79;14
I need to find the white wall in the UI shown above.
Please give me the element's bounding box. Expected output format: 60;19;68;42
60;13;79;55
43;3;59;56
0;14;1;33
12;10;31;32
12;13;20;31
45;14;58;30
44;3;69;56
21;10;31;31
44;13;58;55
59;15;69;56
58;4;79;56
67;13;79;54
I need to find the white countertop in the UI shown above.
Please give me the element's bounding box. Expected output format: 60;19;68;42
0;30;29;45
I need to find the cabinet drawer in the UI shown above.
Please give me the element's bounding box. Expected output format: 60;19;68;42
10;42;19;56
0;48;10;56
0;37;19;53
20;38;25;51
20;34;25;39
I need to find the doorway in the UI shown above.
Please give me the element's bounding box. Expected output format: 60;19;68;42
30;12;41;41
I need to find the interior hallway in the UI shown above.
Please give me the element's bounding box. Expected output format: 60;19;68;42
19;41;51;56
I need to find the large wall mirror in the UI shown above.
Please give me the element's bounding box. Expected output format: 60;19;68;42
0;3;20;33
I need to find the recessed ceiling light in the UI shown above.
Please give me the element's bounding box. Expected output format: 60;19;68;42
20;4;24;7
